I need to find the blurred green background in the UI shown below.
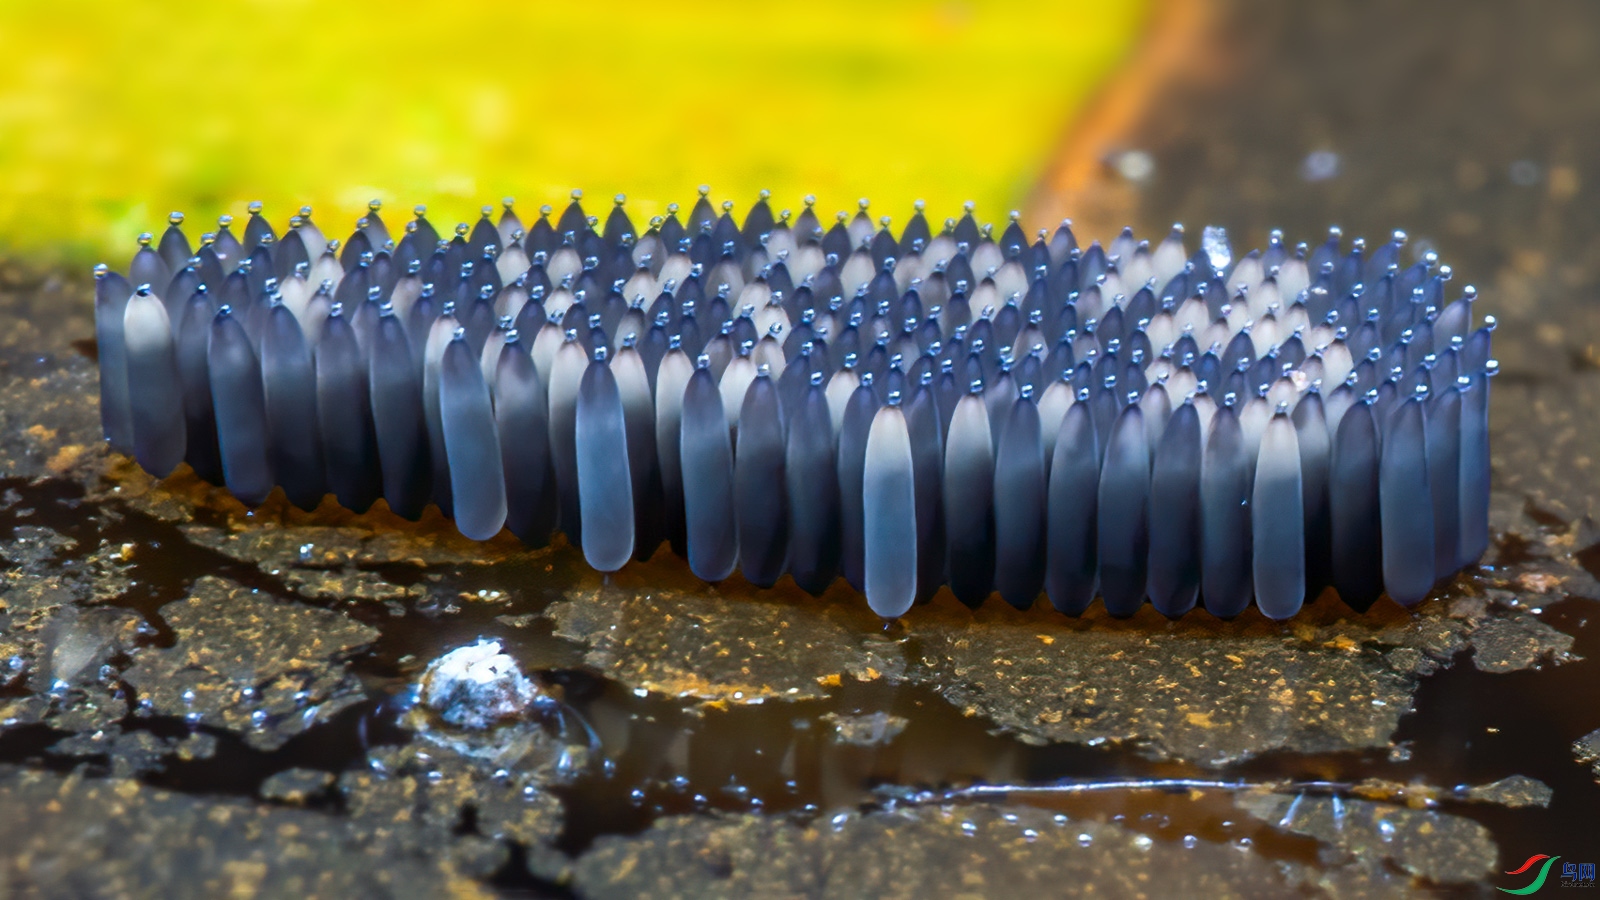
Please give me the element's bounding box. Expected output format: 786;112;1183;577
0;0;1147;262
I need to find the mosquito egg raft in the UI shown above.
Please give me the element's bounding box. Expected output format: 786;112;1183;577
95;193;1493;621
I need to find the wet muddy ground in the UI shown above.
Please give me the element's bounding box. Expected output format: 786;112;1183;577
3;0;1600;896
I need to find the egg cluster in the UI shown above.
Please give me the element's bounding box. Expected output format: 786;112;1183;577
94;190;1492;619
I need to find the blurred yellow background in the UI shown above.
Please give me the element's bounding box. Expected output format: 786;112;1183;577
0;0;1146;262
